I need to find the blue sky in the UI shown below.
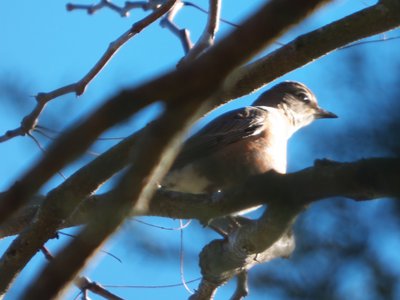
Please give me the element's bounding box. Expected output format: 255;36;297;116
1;0;400;299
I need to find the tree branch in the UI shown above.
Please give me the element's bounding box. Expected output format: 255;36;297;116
2;157;399;239
3;0;398;296
219;0;400;103
2;157;399;237
179;0;221;64
74;276;124;300
160;0;192;53
2;156;398;296
2;0;398;229
0;0;176;143
0;0;328;242
0;0;331;298
3;158;400;299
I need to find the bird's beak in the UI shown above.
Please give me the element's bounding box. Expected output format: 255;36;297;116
315;107;338;119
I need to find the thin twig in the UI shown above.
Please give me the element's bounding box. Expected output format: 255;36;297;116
179;219;194;294
75;276;125;300
3;0;399;297
102;277;201;289
179;0;221;65
40;245;124;299
339;35;400;49
40;246;54;261
16;0;331;297
160;0;192;53
183;1;239;28
66;0;156;17
133;218;191;230
27;133;67;180
0;1;174;143
58;232;123;263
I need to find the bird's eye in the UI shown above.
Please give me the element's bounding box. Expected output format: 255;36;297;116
297;92;310;103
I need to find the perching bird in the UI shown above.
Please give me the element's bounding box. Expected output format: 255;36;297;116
162;81;337;195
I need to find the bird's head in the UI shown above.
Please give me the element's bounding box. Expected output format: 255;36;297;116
253;81;337;130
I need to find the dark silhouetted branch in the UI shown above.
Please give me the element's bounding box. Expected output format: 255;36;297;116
4;0;330;298
219;0;400;103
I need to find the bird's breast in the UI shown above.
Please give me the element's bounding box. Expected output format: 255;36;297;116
162;163;213;194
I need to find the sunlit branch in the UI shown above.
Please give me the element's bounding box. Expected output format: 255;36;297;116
0;0;176;143
179;0;221;65
8;1;330;298
160;0;192;53
67;0;171;17
1;157;398;238
219;0;400;103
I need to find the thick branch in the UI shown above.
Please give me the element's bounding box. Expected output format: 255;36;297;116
189;157;400;298
2;157;399;238
19;1;332;299
0;0;328;240
1;0;330;297
219;0;400;102
1;156;398;296
3;0;400;296
2;1;400;228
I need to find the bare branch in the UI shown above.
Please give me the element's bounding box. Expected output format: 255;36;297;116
219;0;400;103
67;0;167;17
2;0;399;229
0;130;143;293
1;156;399;297
0;0;328;238
3;157;399;239
189;279;218;300
180;0;221;64
4;1;331;298
0;0;179;228
74;276;124;300
0;0;175;143
160;1;192;53
19;99;201;299
182;1;239;28
2;0;399;299
1;157;398;296
230;272;249;300
68;0;194;53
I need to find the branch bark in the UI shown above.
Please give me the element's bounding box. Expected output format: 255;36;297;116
2;157;399;297
0;0;177;143
179;0;221;64
2;157;398;239
0;0;329;229
2;0;400;298
219;0;400;103
1;1;331;298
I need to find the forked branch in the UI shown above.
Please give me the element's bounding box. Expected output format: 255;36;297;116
0;0;176;143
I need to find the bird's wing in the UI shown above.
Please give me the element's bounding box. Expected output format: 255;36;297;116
172;106;269;169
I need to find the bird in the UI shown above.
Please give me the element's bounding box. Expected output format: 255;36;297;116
162;81;337;196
